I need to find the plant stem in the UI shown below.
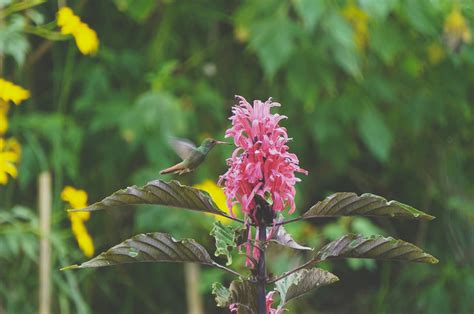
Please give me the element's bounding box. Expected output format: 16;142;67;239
220;213;246;224
268;259;319;284
212;263;246;279
256;222;266;314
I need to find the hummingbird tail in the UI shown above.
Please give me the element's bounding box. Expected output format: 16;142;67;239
159;163;185;175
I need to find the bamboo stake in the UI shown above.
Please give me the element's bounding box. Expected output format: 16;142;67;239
184;263;204;314
38;171;52;314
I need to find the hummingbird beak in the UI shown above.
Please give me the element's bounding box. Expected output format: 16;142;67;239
215;141;231;145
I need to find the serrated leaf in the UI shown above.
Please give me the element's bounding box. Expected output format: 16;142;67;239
301;192;434;220
269;225;312;251
275;268;339;306
61;233;215;270
210;221;243;266
314;234;439;264
69;180;227;217
213;279;257;314
212;282;232;307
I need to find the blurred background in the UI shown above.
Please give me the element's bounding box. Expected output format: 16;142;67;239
1;0;473;313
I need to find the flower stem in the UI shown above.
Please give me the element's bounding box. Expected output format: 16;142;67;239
256;222;267;314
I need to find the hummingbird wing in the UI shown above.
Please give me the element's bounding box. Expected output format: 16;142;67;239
169;138;198;160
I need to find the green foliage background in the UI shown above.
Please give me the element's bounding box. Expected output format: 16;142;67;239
1;0;474;313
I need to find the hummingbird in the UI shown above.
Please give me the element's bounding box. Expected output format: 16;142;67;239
160;137;229;175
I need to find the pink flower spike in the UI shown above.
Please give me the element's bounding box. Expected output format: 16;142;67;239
220;96;307;222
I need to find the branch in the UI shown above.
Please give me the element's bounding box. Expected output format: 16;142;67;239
267;259;318;284
219;213;246;224
274;217;303;226
212;262;257;283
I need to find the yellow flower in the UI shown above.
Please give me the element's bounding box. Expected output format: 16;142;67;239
0;79;30;105
57;6;99;56
61;186;95;257
444;6;471;51
194;179;238;224
57;7;81;35
74;22;99;55
0;137;20;185
70;217;95;257
234;25;250;43
5;137;21;157
342;2;369;51
61;186;88;210
0;100;10;114
0;113;8;135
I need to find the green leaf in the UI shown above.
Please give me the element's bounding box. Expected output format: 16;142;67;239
322;11;361;77
334;47;361;78
0;15;29;65
314;234;439;264
0;0;45;19
69;180;228;218
358;106;393;162
369;21;405;64
249;15;297;78
359;0;397;20
113;0;157;22
61;233;215;270
210;221;243;266
351;217;386;236
275;268;339;306
270;225;312;251
292;0;325;31
402;0;437;35
301;192;435;220
212;279;257;314
212;282;232;308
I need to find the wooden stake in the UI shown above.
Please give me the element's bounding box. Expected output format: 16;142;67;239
184;263;204;314
38;172;52;314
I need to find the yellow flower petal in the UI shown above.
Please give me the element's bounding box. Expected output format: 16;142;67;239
0;100;10;114
70;218;95;257
0;151;19;163
73;22;99;55
0;79;30;105
342;2;369;51
68;210;91;221
2;162;17;178
444;6;472;50
6;137;21;157
193;179;239;224
56;7;100;56
61;186;88;209
0;138;18;184
0;114;8;135
0;171;8;185
0;136;20;184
